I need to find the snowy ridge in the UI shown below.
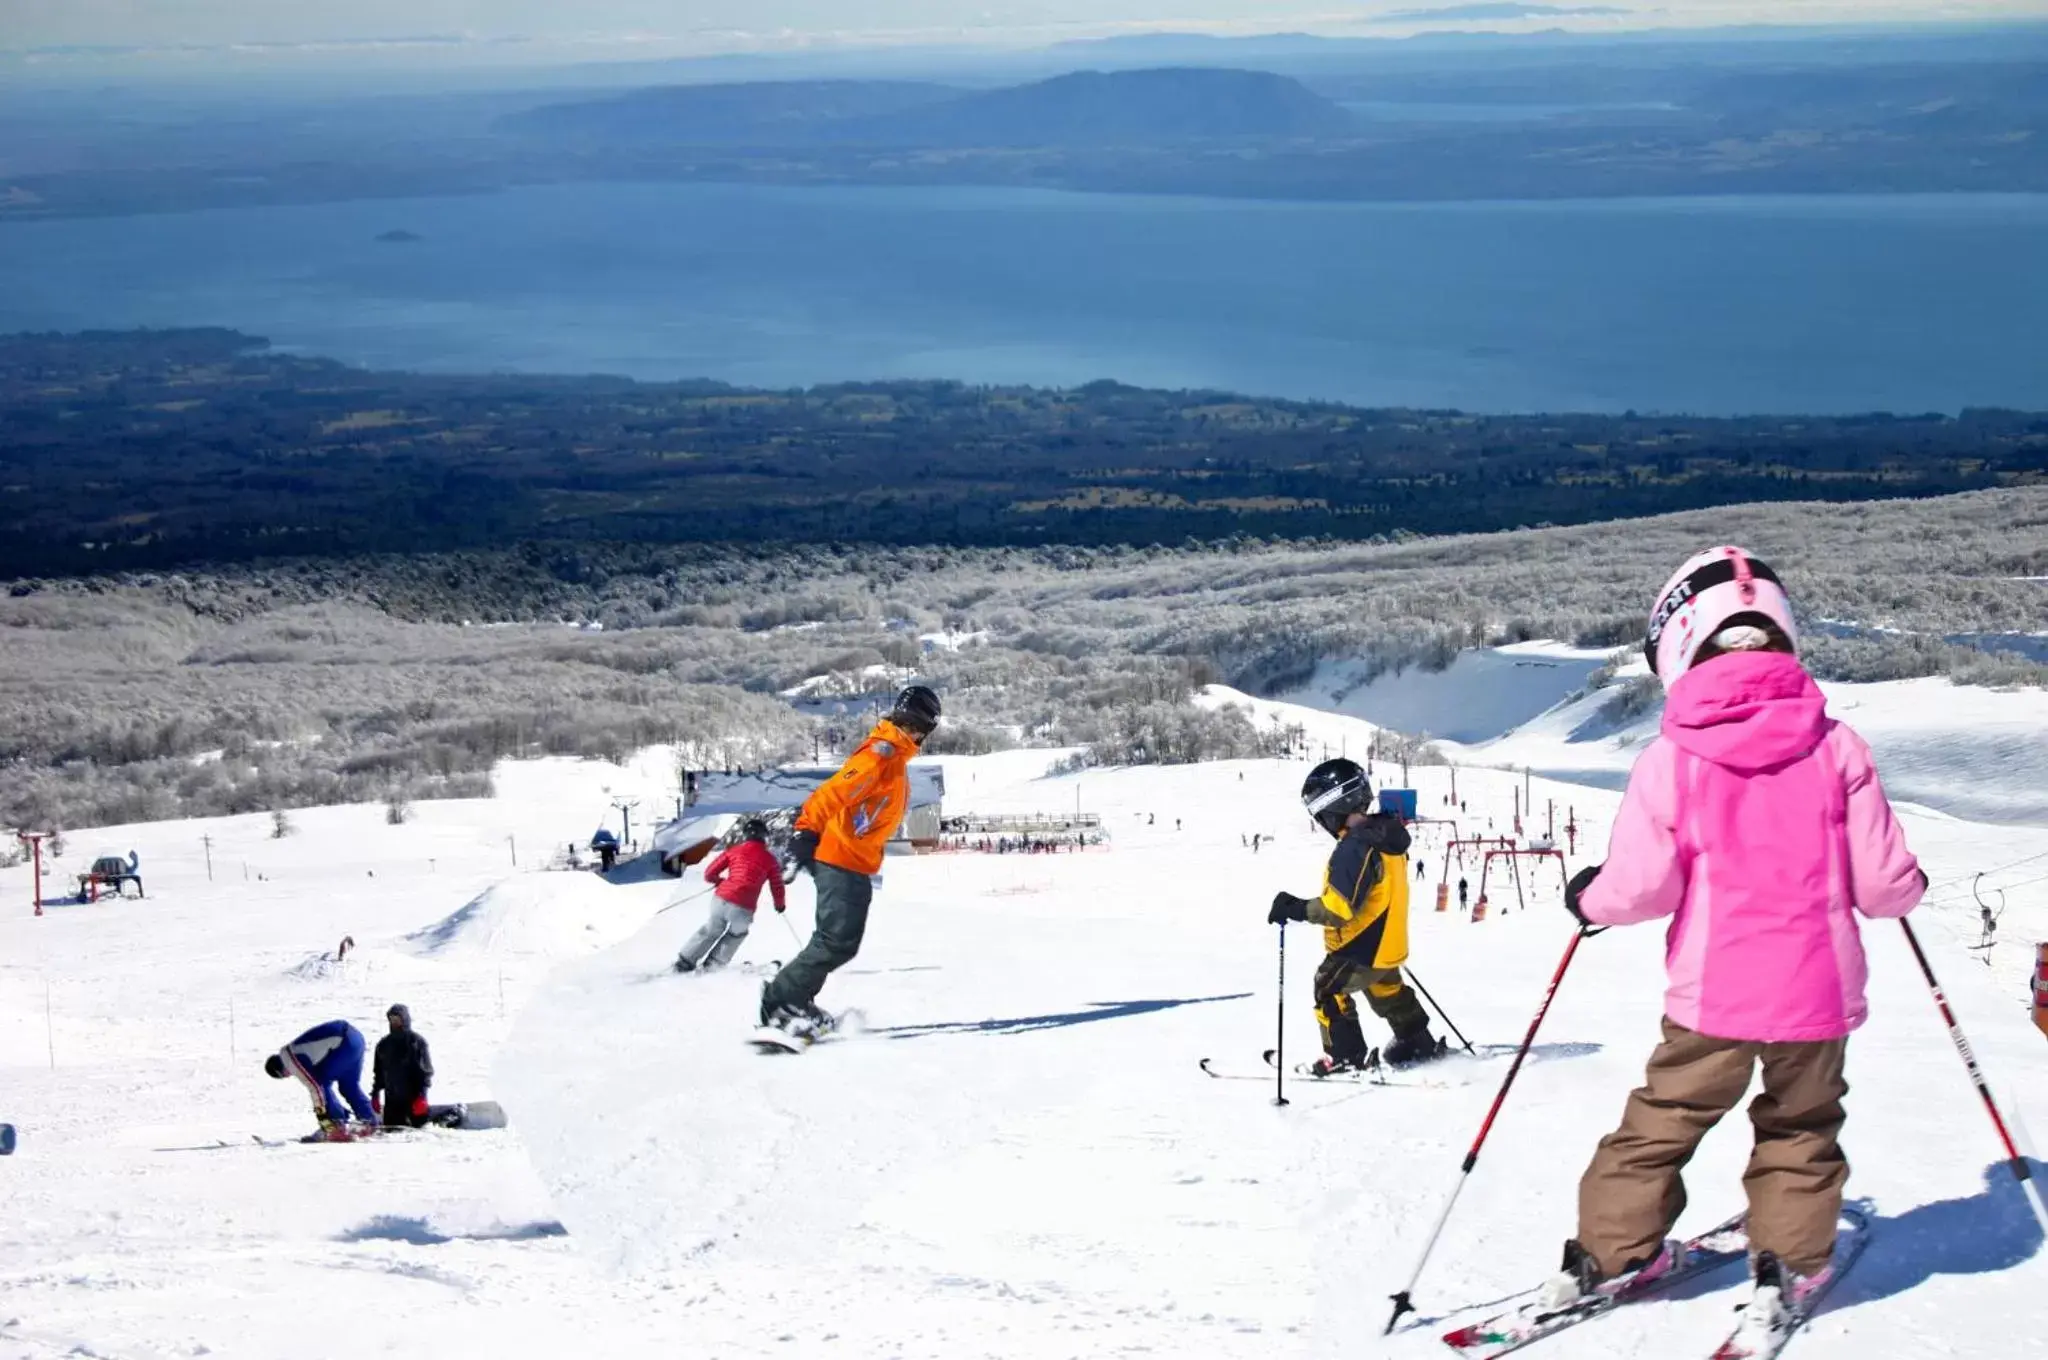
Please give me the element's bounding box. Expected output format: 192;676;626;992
407;873;660;961
1254;641;2048;826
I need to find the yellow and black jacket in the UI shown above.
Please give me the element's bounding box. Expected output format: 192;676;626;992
1306;814;1412;969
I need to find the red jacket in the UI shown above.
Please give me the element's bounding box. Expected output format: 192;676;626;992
703;839;787;913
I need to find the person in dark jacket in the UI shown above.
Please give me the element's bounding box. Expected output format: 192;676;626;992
1269;760;1444;1075
676;819;787;973
370;1003;435;1129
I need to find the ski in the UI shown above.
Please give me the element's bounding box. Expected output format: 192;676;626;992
1707;1208;1871;1360
1200;1056;1385;1085
1442;1212;1750;1358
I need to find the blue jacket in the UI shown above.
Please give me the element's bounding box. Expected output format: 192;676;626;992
280;1020;367;1123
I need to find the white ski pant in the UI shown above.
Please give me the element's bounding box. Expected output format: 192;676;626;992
679;899;754;969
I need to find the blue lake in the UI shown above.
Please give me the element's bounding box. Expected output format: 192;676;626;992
2;181;2045;414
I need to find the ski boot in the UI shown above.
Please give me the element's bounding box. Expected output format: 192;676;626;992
1304;1055;1361;1079
793;1002;838;1039
673;955;697;974
1536;1238;1680;1312
1729;1251;1831;1351
1381;1028;1449;1069
757;985;822;1038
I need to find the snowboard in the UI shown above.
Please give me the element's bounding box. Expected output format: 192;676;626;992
1;1123;15;1156
429;1100;509;1131
747;1009;863;1054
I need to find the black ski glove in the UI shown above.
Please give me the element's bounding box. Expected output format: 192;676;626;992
1564;864;1602;928
1268;891;1312;925
788;830;820;873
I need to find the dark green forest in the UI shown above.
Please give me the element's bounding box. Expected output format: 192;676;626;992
2;329;2042;578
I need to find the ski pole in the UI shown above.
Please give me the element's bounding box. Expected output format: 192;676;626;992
1274;923;1290;1108
1403;966;1476;1054
780;910;805;950
1898;918;2048;1235
1385;926;1589;1335
655;883;717;916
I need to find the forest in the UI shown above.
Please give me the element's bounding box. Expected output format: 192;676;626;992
2;486;2040;833
2;329;2042;577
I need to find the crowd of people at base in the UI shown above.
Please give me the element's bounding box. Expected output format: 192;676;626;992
939;834;1101;855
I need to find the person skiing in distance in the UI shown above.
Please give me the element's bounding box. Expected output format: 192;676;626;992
1542;547;1926;1345
676;818;786;973
265;1019;378;1139
370;1004;434;1129
758;685;940;1037
1269;759;1443;1076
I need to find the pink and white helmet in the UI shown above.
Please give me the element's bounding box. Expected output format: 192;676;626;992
1644;546;1798;686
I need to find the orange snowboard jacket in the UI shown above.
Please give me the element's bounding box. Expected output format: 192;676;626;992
796;718;921;876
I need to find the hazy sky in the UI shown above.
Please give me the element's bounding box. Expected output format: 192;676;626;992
4;0;2031;53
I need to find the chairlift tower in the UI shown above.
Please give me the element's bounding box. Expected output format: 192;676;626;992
609;797;642;852
14;831;52;917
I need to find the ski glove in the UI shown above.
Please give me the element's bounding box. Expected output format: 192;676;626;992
411;1095;430;1118
1564;864;1602;927
1268;891;1312;925
788;830;821;872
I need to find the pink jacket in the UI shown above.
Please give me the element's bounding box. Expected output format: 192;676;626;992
1580;651;1924;1043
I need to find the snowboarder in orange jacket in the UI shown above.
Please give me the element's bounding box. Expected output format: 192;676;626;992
758;685;941;1036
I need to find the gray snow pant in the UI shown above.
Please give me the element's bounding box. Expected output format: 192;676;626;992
762;862;871;1013
678;899;755;970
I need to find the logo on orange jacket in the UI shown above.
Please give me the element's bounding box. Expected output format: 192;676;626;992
851;794;894;839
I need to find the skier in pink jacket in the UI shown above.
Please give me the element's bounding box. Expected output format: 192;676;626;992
1541;546;1925;1344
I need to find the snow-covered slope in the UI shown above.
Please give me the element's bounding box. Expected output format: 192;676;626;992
1273;643;2048;827
1273;642;1614;744
2;734;2043;1359
497;752;2047;1360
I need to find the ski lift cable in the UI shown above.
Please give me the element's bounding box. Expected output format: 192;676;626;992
1921;869;2048;913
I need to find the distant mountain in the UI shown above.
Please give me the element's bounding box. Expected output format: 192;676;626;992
1051;32;1331;54
504;67;1360;150
498;80;959;144
840;68;1361;146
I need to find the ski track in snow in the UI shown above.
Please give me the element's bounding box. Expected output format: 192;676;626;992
0;706;2043;1358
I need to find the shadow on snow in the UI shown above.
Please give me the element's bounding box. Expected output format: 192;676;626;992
337;1215;569;1245
872;993;1253;1039
1838;1158;2045;1307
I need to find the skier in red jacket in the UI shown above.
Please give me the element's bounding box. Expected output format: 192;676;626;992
674;819;787;973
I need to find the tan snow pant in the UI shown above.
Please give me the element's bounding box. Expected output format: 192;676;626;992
1578;1018;1848;1278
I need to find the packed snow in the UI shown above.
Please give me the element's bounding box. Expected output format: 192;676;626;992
1;675;2043;1359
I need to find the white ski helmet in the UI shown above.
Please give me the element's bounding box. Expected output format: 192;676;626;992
1644;546;1798;687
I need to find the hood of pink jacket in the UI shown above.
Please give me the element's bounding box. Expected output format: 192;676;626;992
1662;651;1829;774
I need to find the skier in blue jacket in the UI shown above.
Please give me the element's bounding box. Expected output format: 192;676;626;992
265;1019;378;1138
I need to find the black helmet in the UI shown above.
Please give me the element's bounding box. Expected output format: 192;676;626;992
1301;758;1372;838
740;818;769;842
888;685;942;739
264;1054;287;1079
